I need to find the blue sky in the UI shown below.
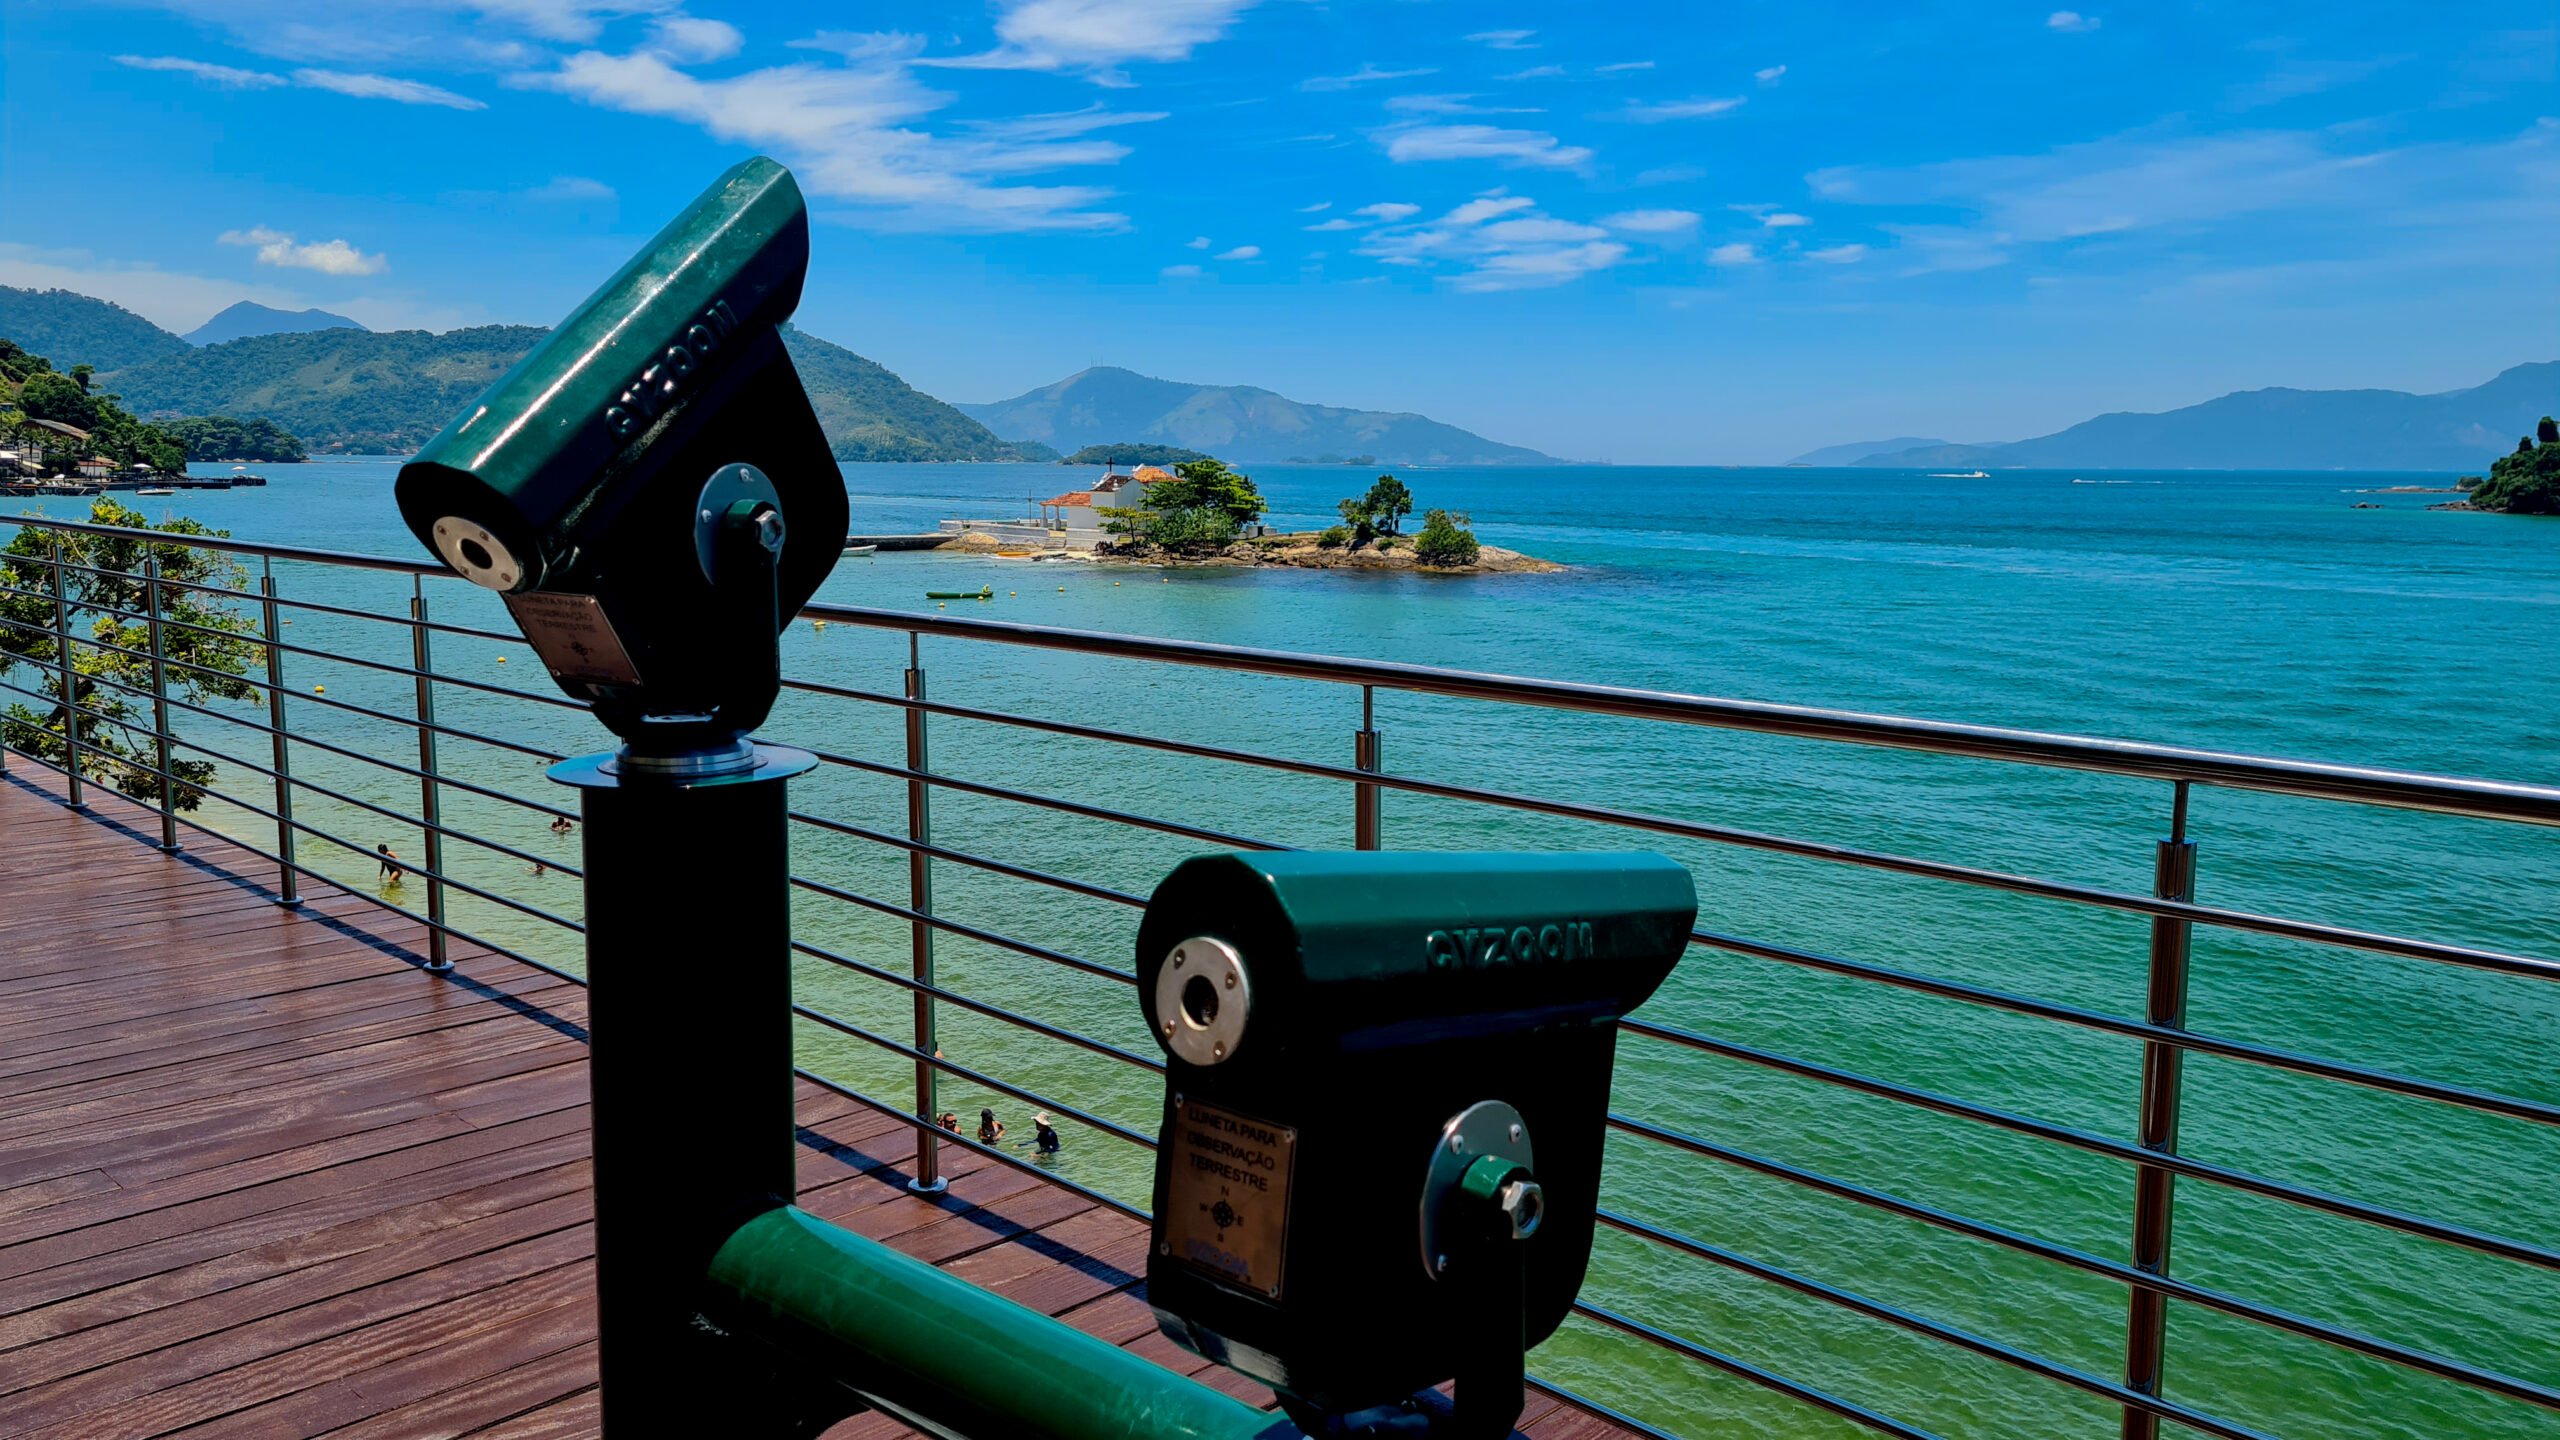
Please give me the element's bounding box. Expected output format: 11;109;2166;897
0;1;2552;463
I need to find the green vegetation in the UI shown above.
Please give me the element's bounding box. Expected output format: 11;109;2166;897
91;316;1051;461
0;288;193;372
157;415;307;463
1317;524;1351;549
779;326;1054;463
0;500;264;808
1100;458;1268;553
1333;472;1456;555
1060;443;1211;467
103;324;549;453
1;339;185;474
1412;508;1482;567
2470;416;2560;515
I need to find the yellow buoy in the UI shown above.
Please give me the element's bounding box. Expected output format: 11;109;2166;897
1008;591;1016;597
495;656;507;664
813;620;827;631
937;603;947;610
1057;586;1066;592
1161;578;1169;583
1113;581;1121;586
313;685;325;693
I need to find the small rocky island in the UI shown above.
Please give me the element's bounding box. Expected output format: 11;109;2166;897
950;460;1561;573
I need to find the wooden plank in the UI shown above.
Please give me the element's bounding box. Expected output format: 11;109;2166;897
0;764;1648;1440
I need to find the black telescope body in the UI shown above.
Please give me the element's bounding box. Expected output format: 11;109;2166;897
394;155;845;752
1135;850;1696;1433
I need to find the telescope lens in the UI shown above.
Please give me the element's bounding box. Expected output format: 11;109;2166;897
429;516;525;592
1180;974;1221;1030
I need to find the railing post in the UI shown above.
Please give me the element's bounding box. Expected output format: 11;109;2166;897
2121;781;2196;1440
412;578;451;973
260;562;300;906
142;555;180;851
51;539;84;811
905;633;944;1194
1354;684;1383;850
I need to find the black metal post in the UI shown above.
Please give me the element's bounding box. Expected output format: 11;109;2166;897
51;539;84;811
142;556;179;851
2122;782;2196;1439
905;635;944;1193
554;744;817;1435
260;562;300;906
412;579;451;972
1354;684;1383;851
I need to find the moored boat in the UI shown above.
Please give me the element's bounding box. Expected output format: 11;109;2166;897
925;586;993;600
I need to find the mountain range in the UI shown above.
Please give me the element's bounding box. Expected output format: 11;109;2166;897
1802;363;2558;471
185;302;365;347
961;366;1559;465
2;287;1045;462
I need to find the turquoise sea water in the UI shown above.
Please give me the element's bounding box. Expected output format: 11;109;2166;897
9;461;2556;1439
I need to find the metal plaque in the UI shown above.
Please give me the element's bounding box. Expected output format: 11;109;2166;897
504;591;642;686
1162;1096;1296;1299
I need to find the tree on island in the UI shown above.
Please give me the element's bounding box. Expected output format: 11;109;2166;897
1411;508;1482;567
2470;416;2560;515
0;500;265;807
1060;443;1212;467
1099;458;1268;552
1332;473;1419;546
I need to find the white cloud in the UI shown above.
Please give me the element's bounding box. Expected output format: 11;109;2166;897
1614;96;1745;122
1708;242;1758;265
519;40;1147;231
1466;29;1537;50
1881;224;2013;275
1603;208;1700;233
1187;235;1211;248
928;0;1261;79
1497;65;1566;81
118;50;487;108
219;226;390;275
1597;61;1653;74
1353;192;1642;291
1298;200;1332;213
1215;244;1261;260
293;68;486;108
1760;211;1811;227
1756;64;1787;84
648;15;742;62
115;54;286;88
1806;243;1868;263
523;175;616;201
1483;217;1608;244
1355;202;1421;221
1387;93;1541;116
1303;63;1437;92
2048;10;2101;32
1160;262;1203;277
1304;218;1360;231
1378;123;1593;170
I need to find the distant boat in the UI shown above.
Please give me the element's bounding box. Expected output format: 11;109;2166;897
1930;471;1991;479
926;587;994;600
841;543;877;557
137;487;178;496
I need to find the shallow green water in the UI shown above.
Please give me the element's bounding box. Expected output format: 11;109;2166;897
9;461;2555;1439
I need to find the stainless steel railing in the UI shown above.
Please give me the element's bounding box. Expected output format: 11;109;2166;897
2;510;2554;1440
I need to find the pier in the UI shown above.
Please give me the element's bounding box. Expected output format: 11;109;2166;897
0;769;1631;1437
0;513;2554;1439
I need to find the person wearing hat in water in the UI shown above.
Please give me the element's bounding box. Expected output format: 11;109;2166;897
936;1112;961;1133
977;1109;1005;1145
1032;1112;1062;1154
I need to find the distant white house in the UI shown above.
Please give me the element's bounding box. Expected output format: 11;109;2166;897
1034;466;1177;537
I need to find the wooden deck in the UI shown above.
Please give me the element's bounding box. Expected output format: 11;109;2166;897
0;766;1633;1439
